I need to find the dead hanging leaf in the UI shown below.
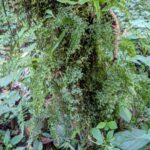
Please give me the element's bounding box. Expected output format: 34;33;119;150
109;9;121;61
10;119;16;129
25;127;31;137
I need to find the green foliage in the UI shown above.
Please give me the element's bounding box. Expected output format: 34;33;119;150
33;140;43;150
113;129;150;150
97;121;117;130
119;106;132;123
91;122;150;150
0;0;150;149
91;128;104;145
90;121;119;150
120;38;136;57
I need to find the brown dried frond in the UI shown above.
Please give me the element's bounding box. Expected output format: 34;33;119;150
109;9;121;61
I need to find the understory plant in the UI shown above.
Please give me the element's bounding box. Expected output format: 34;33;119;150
0;0;150;149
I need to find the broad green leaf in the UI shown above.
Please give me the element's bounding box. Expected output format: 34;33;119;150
0;105;14;115
33;140;43;150
0;146;3;150
91;128;103;145
6;91;20;106
131;19;150;29
15;147;25;150
130;55;150;67
106;130;114;141
135;55;150;67
57;0;78;5
0;74;14;87
11;134;23;145
0;92;7;99
108;121;118;130
96;122;106;129
145;108;150;116
113;129;150;150
57;0;89;5
45;10;55;18
45;10;54;16
78;0;90;4
119;107;132;123
4;130;10;145
56;124;66;138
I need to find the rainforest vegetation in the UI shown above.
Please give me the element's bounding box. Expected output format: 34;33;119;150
0;0;150;149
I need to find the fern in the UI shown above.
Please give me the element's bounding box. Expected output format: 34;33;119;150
0;0;150;149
